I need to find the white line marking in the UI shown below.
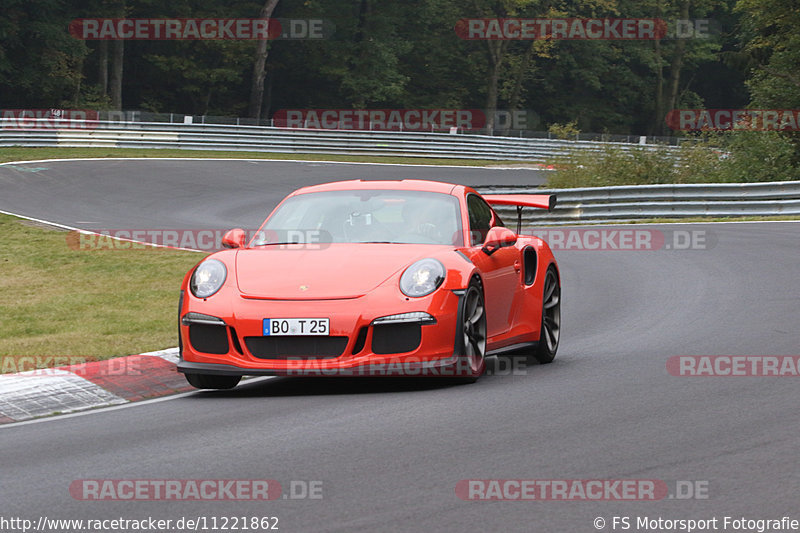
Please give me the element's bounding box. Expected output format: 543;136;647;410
0;157;551;171
0;209;204;252
0;370;127;422
0;376;277;428
140;347;180;364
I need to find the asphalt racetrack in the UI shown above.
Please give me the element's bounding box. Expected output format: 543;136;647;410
1;159;798;532
0;159;547;232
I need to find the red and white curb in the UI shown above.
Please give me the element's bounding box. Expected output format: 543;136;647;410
0;348;191;424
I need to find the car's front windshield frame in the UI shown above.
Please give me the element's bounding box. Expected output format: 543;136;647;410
252;189;464;247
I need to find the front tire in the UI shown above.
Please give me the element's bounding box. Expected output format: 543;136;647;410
454;279;487;382
532;266;561;364
185;373;241;390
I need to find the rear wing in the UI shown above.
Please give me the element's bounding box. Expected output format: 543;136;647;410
483;194;557;233
482;194;556;211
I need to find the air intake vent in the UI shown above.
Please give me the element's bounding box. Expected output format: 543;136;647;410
245;336;348;359
372;323;422;354
189;324;229;355
524;246;537;285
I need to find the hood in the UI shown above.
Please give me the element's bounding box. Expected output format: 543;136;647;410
234;243;438;299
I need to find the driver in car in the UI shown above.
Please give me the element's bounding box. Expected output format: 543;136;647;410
402;201;444;242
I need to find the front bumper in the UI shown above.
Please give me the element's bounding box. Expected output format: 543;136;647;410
177;354;472;378
179;286;468;376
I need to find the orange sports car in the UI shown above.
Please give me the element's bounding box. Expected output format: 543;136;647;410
177;179;560;389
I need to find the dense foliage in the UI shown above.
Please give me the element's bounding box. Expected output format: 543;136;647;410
0;0;797;158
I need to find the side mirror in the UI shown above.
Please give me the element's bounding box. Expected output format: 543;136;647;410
482;226;517;255
222;228;247;249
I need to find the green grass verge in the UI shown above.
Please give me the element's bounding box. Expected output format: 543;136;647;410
0;147;533;167
0;214;203;361
545;132;799;188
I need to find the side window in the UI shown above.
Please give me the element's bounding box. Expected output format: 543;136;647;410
467;194;493;245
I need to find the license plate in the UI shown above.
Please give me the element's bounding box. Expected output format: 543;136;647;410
263;318;330;336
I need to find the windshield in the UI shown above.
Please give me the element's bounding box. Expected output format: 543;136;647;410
253;190;463;246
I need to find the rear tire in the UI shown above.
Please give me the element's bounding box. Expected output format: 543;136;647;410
532;266;561;364
185;373;241;390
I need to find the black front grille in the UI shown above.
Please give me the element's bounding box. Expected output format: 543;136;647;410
245;336;348;359
189;324;229;355
372;323;422;354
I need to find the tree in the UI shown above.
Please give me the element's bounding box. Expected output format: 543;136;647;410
646;0;725;135
466;0;541;133
734;0;800;164
0;0;89;108
247;0;279;119
735;0;800;108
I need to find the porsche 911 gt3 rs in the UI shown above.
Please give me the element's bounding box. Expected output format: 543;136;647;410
177;179;560;389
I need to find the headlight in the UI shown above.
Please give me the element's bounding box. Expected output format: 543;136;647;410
190;259;227;298
400;258;445;297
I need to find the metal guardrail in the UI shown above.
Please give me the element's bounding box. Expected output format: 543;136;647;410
478;181;800;224
0;119;679;162
1;110;688;144
1;119;795;222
